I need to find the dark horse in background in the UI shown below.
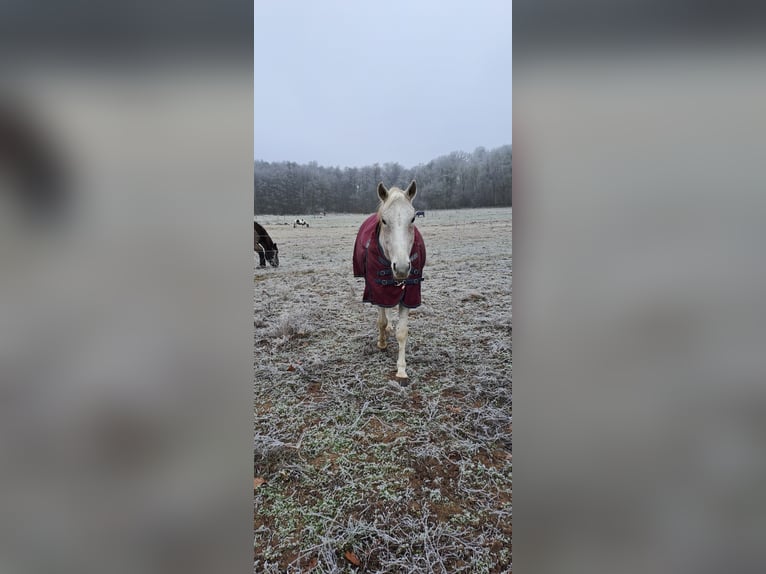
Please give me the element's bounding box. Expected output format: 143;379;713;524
254;221;279;267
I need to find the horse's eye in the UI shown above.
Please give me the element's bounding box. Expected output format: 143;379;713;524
410;216;416;223
381;218;387;225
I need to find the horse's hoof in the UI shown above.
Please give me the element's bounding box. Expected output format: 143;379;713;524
377;342;387;350
395;370;408;380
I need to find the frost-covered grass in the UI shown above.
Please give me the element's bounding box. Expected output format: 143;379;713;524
254;207;511;573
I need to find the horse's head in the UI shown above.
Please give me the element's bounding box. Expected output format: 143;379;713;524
377;180;416;281
266;243;279;267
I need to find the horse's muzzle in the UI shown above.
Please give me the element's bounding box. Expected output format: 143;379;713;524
392;261;410;280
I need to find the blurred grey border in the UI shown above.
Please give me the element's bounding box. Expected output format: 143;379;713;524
515;2;766;573
0;2;253;574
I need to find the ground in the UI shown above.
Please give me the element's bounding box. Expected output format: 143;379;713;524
254;208;512;573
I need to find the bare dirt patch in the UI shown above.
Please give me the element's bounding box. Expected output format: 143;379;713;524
255;208;511;573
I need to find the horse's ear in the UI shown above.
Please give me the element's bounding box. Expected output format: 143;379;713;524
405;180;417;201
377;182;388;202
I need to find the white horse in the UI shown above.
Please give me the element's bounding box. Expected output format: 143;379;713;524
353;180;425;379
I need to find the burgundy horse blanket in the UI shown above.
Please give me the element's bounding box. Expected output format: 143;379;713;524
353;213;426;308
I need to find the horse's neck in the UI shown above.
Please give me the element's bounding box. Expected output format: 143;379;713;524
258;235;273;250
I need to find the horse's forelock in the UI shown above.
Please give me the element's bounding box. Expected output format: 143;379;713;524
377;187;411;218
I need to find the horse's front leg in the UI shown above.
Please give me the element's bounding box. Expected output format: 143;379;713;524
395;304;409;379
255;244;266;267
377;306;388;349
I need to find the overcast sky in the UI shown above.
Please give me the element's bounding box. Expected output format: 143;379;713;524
254;1;512;168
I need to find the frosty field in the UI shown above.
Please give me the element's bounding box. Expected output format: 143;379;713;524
254;207;512;573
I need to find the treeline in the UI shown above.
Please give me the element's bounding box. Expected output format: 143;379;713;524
254;145;511;215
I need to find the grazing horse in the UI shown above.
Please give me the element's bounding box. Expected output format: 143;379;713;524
353;180;425;379
293;218;310;228
254;221;279;267
415;210;425;218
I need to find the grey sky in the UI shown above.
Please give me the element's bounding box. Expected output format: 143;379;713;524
254;0;512;168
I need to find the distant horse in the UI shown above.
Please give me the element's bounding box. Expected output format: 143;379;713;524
294;218;310;228
353;180;425;380
254;221;279;267
415;210;425;218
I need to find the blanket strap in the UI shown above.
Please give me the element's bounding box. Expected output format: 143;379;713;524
375;277;423;286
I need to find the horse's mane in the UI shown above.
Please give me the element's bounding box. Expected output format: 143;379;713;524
254;221;276;251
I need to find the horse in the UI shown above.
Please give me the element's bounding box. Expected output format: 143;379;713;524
293;218;310;228
254;221;279;267
353;180;425;380
415;210;425;218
